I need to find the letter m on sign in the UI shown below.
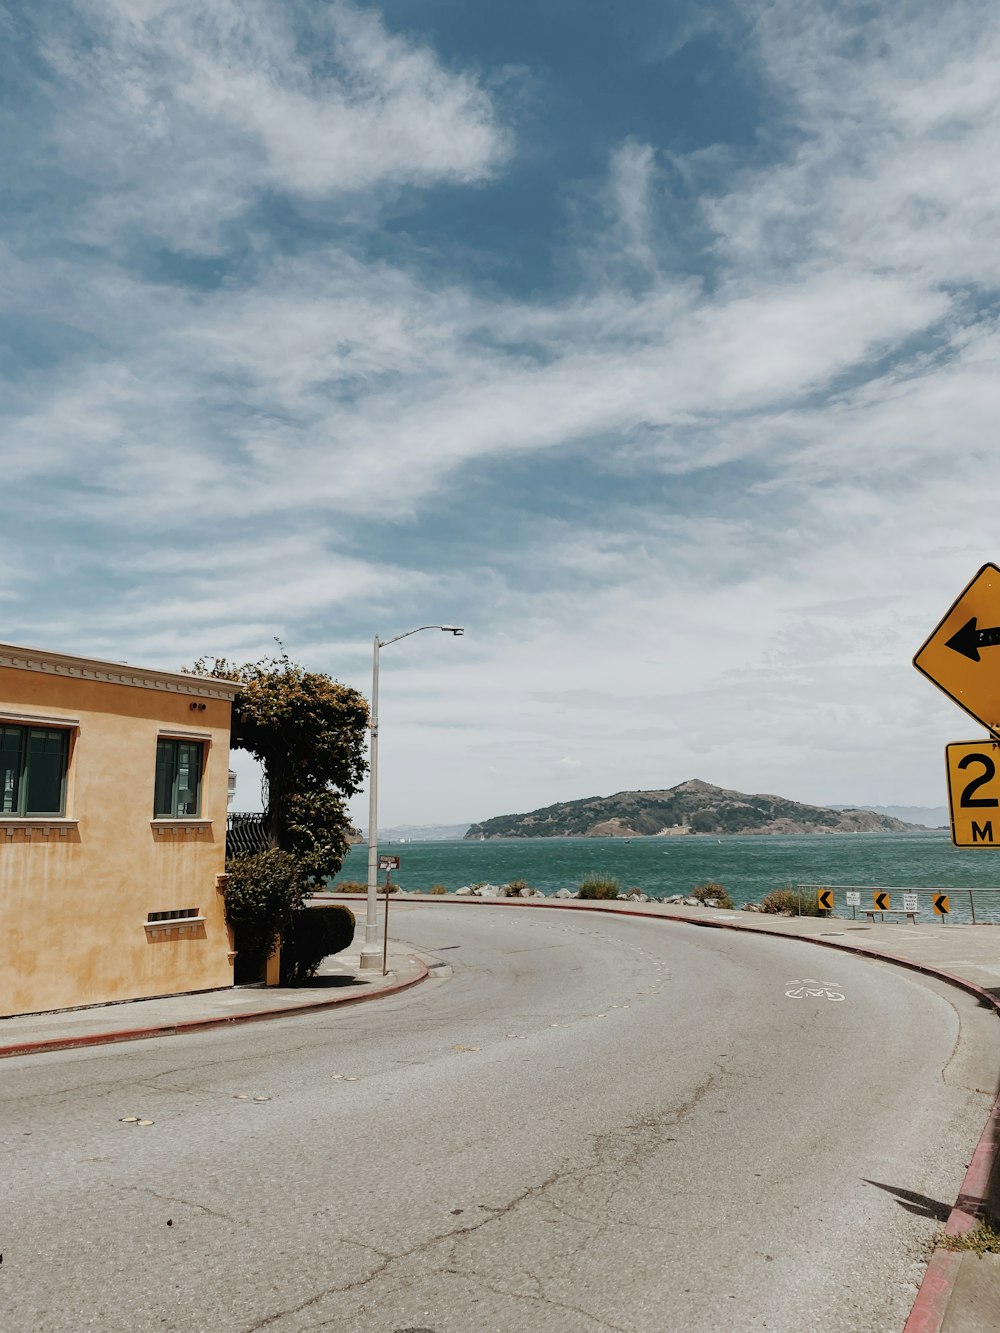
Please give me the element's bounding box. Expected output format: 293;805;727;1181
972;820;994;843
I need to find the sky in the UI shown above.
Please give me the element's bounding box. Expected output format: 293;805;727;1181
4;0;1000;829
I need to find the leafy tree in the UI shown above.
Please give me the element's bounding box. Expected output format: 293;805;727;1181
193;650;369;887
224;848;308;977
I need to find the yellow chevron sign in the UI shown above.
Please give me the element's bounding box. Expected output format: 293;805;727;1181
934;894;950;916
872;891;890;912
816;888;833;912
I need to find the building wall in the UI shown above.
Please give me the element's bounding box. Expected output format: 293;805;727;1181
0;663;235;1017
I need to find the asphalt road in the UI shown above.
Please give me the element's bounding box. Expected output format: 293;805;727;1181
1;905;996;1333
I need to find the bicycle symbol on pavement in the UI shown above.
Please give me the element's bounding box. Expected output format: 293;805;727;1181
785;978;845;1001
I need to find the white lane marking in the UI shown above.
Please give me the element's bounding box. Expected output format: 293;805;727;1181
785;978;845;1001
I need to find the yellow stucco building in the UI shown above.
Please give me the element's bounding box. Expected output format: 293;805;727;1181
0;641;240;1017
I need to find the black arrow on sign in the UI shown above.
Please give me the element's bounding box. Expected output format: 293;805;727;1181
934;894;949;913
874;892;889;911
945;617;1000;662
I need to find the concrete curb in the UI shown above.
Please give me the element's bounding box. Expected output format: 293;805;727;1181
0;958;430;1060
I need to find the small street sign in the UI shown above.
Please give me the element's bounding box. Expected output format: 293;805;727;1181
378;854;400;871
934;893;950;916
845;891;861;907
817;888;834;912
873;891;890;911
902;892;918;913
944;740;1000;847
914;564;1000;735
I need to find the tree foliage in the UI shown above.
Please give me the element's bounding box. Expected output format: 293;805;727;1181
280;905;356;984
194;649;369;886
223;848;308;966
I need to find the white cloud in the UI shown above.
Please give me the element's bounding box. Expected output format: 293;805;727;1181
7;0;1000;822
40;0;509;250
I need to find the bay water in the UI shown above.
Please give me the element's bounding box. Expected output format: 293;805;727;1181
332;830;1000;923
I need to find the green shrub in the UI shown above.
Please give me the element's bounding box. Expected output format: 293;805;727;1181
333;879;398;893
503;879;531;897
578;876;620;900
280;905;356;984
939;1222;1000;1253
223;849;308;978
429;883;448;895
691;882;734;908
759;887;823;916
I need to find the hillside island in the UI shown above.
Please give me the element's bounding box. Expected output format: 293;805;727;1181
464;778;921;840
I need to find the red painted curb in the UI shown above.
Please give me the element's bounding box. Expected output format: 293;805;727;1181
902;1251;965;1333
0;959;429;1060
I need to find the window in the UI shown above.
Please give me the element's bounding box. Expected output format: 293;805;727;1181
0;725;69;817
154;739;204;818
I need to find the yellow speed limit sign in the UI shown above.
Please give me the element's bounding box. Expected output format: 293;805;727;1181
945;741;1000;847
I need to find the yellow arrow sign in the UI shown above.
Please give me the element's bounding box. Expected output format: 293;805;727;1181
817;888;833;912
873;891;890;911
945;741;1000;847
934;893;950;915
914;564;1000;735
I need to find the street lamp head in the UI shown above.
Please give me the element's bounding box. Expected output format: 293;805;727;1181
440;625;464;635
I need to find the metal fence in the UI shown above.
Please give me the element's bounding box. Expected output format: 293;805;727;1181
226;812;269;860
795;883;1000;924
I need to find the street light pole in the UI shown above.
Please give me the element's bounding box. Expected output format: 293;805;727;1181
359;624;464;970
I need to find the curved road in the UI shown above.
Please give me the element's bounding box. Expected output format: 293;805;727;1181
2;904;996;1333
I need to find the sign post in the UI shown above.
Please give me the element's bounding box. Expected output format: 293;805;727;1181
845;890;860;920
378;854;400;975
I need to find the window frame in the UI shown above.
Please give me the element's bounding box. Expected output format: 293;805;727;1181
154;737;206;819
0;723;71;818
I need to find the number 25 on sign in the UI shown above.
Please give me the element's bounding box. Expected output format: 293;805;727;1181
945;741;1000;847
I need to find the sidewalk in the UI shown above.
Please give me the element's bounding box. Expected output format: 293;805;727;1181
0;942;427;1060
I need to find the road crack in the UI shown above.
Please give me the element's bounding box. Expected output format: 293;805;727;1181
117;1183;236;1224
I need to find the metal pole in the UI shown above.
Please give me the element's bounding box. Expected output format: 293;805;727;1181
358;624;462;970
970;889;976;924
360;635;381;970
382;870;391;976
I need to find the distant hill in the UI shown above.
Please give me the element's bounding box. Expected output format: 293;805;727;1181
464;779;923;840
830;804;948;829
376;823;471;842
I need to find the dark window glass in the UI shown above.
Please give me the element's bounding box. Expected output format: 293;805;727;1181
1;726;21;814
154;739;204;817
0;725;68;816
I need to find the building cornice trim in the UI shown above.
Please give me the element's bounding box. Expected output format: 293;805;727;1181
0;643;240;701
0;710;81;728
